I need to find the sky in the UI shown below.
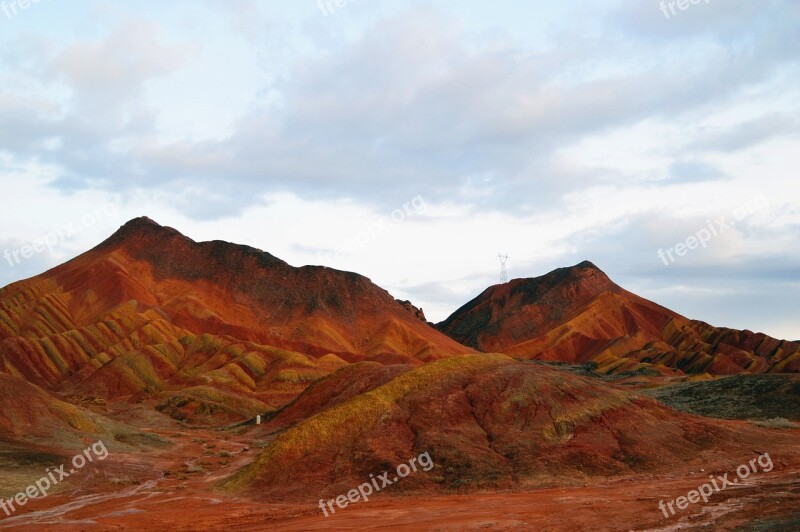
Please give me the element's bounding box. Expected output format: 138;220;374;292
0;0;799;338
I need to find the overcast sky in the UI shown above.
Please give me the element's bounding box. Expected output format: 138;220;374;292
1;0;799;338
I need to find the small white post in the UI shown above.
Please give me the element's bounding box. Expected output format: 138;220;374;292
256;415;261;425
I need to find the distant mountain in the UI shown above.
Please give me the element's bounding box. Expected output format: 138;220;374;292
438;261;799;375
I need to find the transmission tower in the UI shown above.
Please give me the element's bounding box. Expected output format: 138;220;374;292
497;253;509;283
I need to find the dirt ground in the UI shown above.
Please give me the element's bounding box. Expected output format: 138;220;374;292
0;423;797;532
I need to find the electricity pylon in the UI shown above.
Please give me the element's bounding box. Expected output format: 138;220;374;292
498;253;509;283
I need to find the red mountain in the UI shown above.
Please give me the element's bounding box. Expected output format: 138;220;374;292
0;217;470;410
437;261;800;375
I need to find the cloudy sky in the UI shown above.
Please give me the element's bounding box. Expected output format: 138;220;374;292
1;0;799;338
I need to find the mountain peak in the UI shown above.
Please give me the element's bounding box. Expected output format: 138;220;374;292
92;216;294;278
573;259;601;271
500;260;612;295
558;260;606;278
551;260;611;285
122;216;161;228
101;217;186;247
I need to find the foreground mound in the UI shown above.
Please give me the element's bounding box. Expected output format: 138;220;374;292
223;355;786;498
